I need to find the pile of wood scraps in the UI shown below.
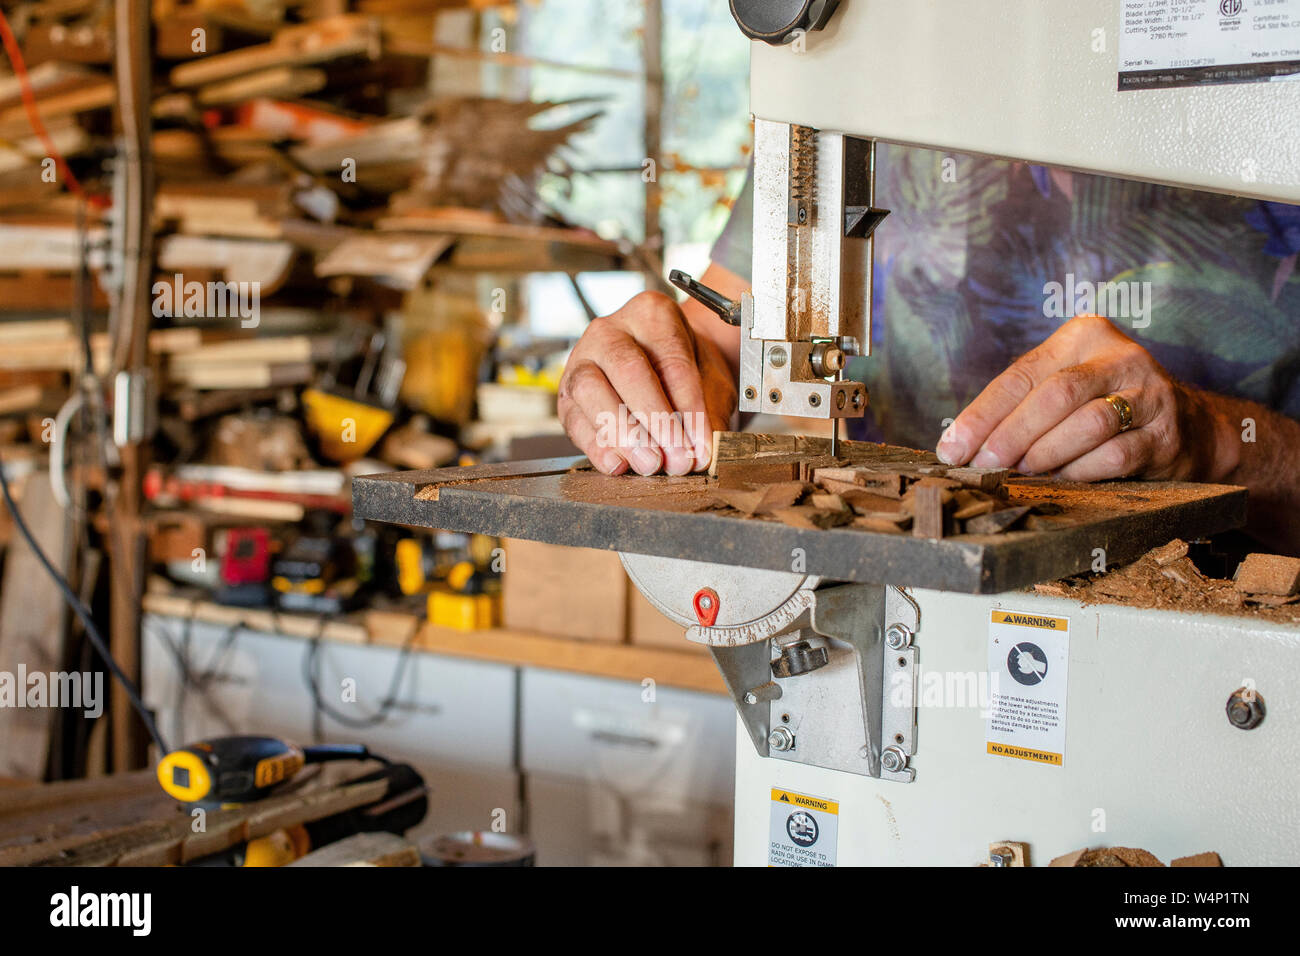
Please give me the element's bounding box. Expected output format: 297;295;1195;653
1048;845;1223;867
707;431;1060;540
1033;539;1300;624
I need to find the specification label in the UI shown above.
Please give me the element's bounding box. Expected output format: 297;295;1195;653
768;789;838;867
1119;0;1300;89
985;610;1070;767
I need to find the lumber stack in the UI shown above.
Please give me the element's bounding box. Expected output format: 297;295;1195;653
0;0;612;311
0;0;615;781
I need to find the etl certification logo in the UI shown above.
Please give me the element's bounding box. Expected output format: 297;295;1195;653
1220;0;1243;18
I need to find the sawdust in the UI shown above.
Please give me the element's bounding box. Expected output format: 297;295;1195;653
1033;540;1300;624
1059;847;1167;867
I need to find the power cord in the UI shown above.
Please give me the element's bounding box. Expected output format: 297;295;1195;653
301;622;420;731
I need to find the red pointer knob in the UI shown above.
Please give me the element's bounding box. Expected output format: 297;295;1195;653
693;588;721;627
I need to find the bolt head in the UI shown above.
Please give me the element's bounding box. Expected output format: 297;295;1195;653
1226;687;1265;730
881;746;907;773
768;727;795;752
885;623;912;649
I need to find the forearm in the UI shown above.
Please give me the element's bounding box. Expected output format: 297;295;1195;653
1196;388;1300;555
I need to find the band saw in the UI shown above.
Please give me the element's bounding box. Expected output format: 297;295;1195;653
355;0;1300;865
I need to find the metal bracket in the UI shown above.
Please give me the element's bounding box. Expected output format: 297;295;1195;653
881;586;920;782
736;291;867;419
692;581;918;782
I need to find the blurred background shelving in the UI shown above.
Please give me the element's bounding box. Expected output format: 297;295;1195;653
0;0;751;865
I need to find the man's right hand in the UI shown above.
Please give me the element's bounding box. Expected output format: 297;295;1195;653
557;290;738;476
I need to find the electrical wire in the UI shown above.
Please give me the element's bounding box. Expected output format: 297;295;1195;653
0;451;169;755
301;623;421;731
146;615;243;743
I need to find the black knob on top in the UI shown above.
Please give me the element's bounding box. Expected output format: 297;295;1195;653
729;0;842;45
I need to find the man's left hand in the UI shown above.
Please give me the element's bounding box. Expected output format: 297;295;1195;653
935;313;1227;482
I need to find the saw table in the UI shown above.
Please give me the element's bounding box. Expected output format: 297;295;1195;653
352;453;1300;865
352;455;1245;594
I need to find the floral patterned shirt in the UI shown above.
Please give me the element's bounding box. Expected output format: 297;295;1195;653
711;145;1300;448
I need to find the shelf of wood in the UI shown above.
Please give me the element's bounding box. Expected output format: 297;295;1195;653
142;595;725;696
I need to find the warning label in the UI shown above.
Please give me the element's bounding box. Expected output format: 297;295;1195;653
1118;0;1300;91
985;609;1069;767
768;789;838;867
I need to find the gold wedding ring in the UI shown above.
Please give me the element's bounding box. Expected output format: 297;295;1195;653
1103;393;1134;433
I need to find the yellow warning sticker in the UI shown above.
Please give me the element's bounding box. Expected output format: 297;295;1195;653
771;789;839;815
986;742;1063;766
769;789;838;866
991;610;1068;631
986;608;1070;768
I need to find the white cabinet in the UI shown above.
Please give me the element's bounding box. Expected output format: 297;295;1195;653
520;669;735;866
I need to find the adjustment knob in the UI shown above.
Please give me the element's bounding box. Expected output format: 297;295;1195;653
771;639;829;679
729;0;842;46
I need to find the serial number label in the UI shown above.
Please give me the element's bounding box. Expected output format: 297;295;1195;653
1119;0;1300;90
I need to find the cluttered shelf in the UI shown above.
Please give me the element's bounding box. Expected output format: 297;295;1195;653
141;589;726;696
0;0;748;776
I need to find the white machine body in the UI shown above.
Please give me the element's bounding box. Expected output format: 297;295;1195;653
713;0;1300;865
732;588;1300;866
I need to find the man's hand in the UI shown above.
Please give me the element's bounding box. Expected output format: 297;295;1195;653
936;313;1236;482
558;291;738;476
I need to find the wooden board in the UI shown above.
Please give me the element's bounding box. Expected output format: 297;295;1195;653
0;472;68;779
408;622;724;695
168;14;379;88
352;453;1249;594
287;831;420;867
0;770;389;866
140;596;725;695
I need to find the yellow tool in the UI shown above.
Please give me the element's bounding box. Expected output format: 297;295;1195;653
157;736;385;808
303;329;404;463
427;559;500;630
301;388;394;464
